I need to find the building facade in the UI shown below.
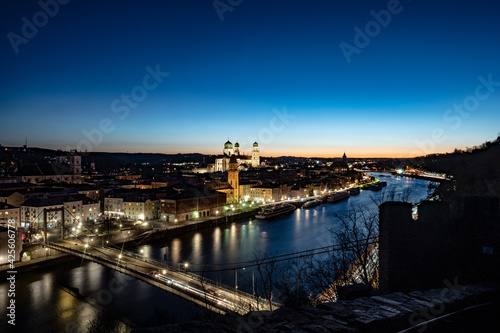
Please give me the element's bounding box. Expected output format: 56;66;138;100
160;190;226;222
211;141;261;172
20;195;95;230
249;184;283;203
0;203;21;228
104;197;124;218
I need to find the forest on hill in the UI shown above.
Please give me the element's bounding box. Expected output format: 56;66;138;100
414;135;500;199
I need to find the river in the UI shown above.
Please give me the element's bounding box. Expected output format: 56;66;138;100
0;173;434;332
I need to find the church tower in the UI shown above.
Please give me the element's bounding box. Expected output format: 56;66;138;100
251;142;260;168
342;152;347;163
234;142;240;155
227;155;239;203
223;140;233;156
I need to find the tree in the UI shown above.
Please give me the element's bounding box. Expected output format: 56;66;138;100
253;248;279;311
274;258;310;308
307;205;379;303
371;187;412;206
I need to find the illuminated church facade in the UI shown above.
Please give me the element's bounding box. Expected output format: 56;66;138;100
212;140;260;172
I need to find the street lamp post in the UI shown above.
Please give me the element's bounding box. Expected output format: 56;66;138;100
252;267;255;295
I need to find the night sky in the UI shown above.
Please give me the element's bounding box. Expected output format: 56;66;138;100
1;0;500;157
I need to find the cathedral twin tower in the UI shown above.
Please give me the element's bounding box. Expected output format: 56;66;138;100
215;140;260;172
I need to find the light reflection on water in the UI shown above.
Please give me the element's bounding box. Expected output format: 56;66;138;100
143;173;433;292
0;259;207;332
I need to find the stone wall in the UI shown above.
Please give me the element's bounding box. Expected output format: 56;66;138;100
132;284;499;333
379;197;500;294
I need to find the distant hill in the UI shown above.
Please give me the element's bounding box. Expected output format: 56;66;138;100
414;136;500;198
90;152;207;165
0;147;213;174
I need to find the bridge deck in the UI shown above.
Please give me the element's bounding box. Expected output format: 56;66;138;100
47;241;279;314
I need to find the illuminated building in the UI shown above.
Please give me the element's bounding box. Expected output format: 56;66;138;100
160;190;226;222
227;155;239;203
211;140;260;172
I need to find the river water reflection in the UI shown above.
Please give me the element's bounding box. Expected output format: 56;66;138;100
142;173;432;292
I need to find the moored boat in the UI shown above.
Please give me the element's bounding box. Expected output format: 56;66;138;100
327;191;350;203
348;187;360;195
303;199;321;208
368;183;382;191
255;203;297;219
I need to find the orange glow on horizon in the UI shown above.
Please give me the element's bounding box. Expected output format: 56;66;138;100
40;144;455;159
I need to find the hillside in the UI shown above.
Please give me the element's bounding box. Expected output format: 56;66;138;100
415;136;500;199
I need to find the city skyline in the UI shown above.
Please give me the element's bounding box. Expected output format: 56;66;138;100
2;0;500;158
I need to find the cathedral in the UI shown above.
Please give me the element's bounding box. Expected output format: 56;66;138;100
210;140;260;172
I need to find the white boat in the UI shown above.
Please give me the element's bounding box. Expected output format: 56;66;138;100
327;191;350;203
303;199;321;208
255;203;297;219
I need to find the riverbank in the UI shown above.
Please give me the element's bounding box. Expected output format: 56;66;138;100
1;208;260;274
0;251;76;276
116;208;260;248
393;172;448;182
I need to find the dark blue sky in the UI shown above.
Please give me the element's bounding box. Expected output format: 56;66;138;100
1;0;500;157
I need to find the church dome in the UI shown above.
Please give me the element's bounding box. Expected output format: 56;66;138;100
234;142;240;147
253;142;258;147
224;140;233;149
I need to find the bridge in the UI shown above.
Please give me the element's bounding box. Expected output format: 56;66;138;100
46;240;280;315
